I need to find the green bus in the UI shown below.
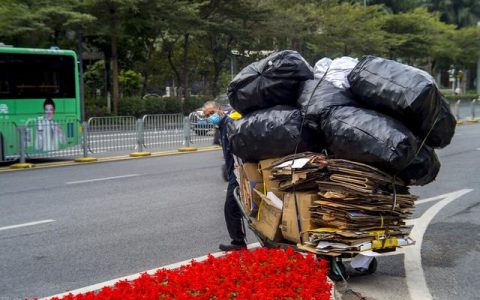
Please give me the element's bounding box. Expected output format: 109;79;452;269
0;46;82;161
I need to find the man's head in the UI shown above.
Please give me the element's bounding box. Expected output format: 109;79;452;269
43;98;55;121
202;101;223;118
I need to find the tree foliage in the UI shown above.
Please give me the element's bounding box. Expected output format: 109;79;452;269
0;0;479;115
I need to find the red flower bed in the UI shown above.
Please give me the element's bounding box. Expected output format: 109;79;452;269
52;248;331;300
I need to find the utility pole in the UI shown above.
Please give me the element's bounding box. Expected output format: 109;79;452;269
477;22;480;95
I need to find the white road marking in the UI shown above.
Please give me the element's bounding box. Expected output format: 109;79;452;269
0;219;55;232
66;174;140;185
356;189;473;300
41;242;261;300
404;189;472;300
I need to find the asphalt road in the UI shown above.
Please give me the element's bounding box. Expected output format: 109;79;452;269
0;124;479;299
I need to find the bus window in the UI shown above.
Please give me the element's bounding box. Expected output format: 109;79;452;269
0;53;75;99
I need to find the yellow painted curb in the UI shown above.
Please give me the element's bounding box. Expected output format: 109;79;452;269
456;120;464;125
465;119;479;124
177;147;198;152
10;163;34;169
129;152;152;157
74;157;98;163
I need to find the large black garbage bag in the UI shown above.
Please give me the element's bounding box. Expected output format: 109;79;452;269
297;79;359;131
228;106;314;161
399;145;440;186
320;106;418;173
227;50;313;115
347;55;455;148
426;98;456;148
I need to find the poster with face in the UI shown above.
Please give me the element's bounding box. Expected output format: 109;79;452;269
35;98;65;151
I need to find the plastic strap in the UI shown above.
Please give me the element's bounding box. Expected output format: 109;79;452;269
291;67;331;246
257;199;263;221
392;176;397;211
396;114;440;176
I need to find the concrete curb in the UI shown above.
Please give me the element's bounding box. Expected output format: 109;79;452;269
177;147;198;152
9;162;34;169
74;157;98;163
129;152;152;157
457;118;480;125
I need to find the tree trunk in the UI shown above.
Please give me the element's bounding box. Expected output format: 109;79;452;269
110;8;120;115
104;52;111;112
167;47;182;94
141;39;155;95
211;62;222;98
182;33;190;98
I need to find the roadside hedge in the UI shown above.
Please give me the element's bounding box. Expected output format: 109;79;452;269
86;96;210;118
444;93;478;102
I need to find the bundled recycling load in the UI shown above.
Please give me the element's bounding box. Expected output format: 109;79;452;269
267;153;416;255
229;51;456;256
228;51;456;186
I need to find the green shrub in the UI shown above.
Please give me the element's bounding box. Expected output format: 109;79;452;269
144;97;166;114
85;104;112;119
85;95;213;117
444;93;479;101
163;97;183;113
119;97;145;117
184;96;210;114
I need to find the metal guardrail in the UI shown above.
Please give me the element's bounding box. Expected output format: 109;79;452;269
142;114;184;149
189;112;217;145
87;116;137;153
453;98;479;122
22;119;83;159
1;114;217;163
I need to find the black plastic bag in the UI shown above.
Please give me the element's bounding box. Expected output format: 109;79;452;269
426;98;456;148
399;145;440;186
348;55;455;148
320;106;418;173
228;106;314;161
297;79;359;131
227;50;313;115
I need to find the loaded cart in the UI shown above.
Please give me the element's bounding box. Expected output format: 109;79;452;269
232;153;416;282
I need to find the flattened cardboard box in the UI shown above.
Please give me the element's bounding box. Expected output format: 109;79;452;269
240;163;263;211
281;192;317;243
259;158;285;199
252;189;283;241
243;163;262;182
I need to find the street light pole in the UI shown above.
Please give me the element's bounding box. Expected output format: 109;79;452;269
77;31;85;122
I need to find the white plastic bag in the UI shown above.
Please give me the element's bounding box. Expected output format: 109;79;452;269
314;56;358;89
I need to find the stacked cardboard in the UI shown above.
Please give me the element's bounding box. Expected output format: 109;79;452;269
239;153;417;256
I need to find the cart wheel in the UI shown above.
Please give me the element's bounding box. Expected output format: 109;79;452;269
328;259;348;282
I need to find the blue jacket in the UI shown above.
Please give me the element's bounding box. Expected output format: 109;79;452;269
218;115;237;185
